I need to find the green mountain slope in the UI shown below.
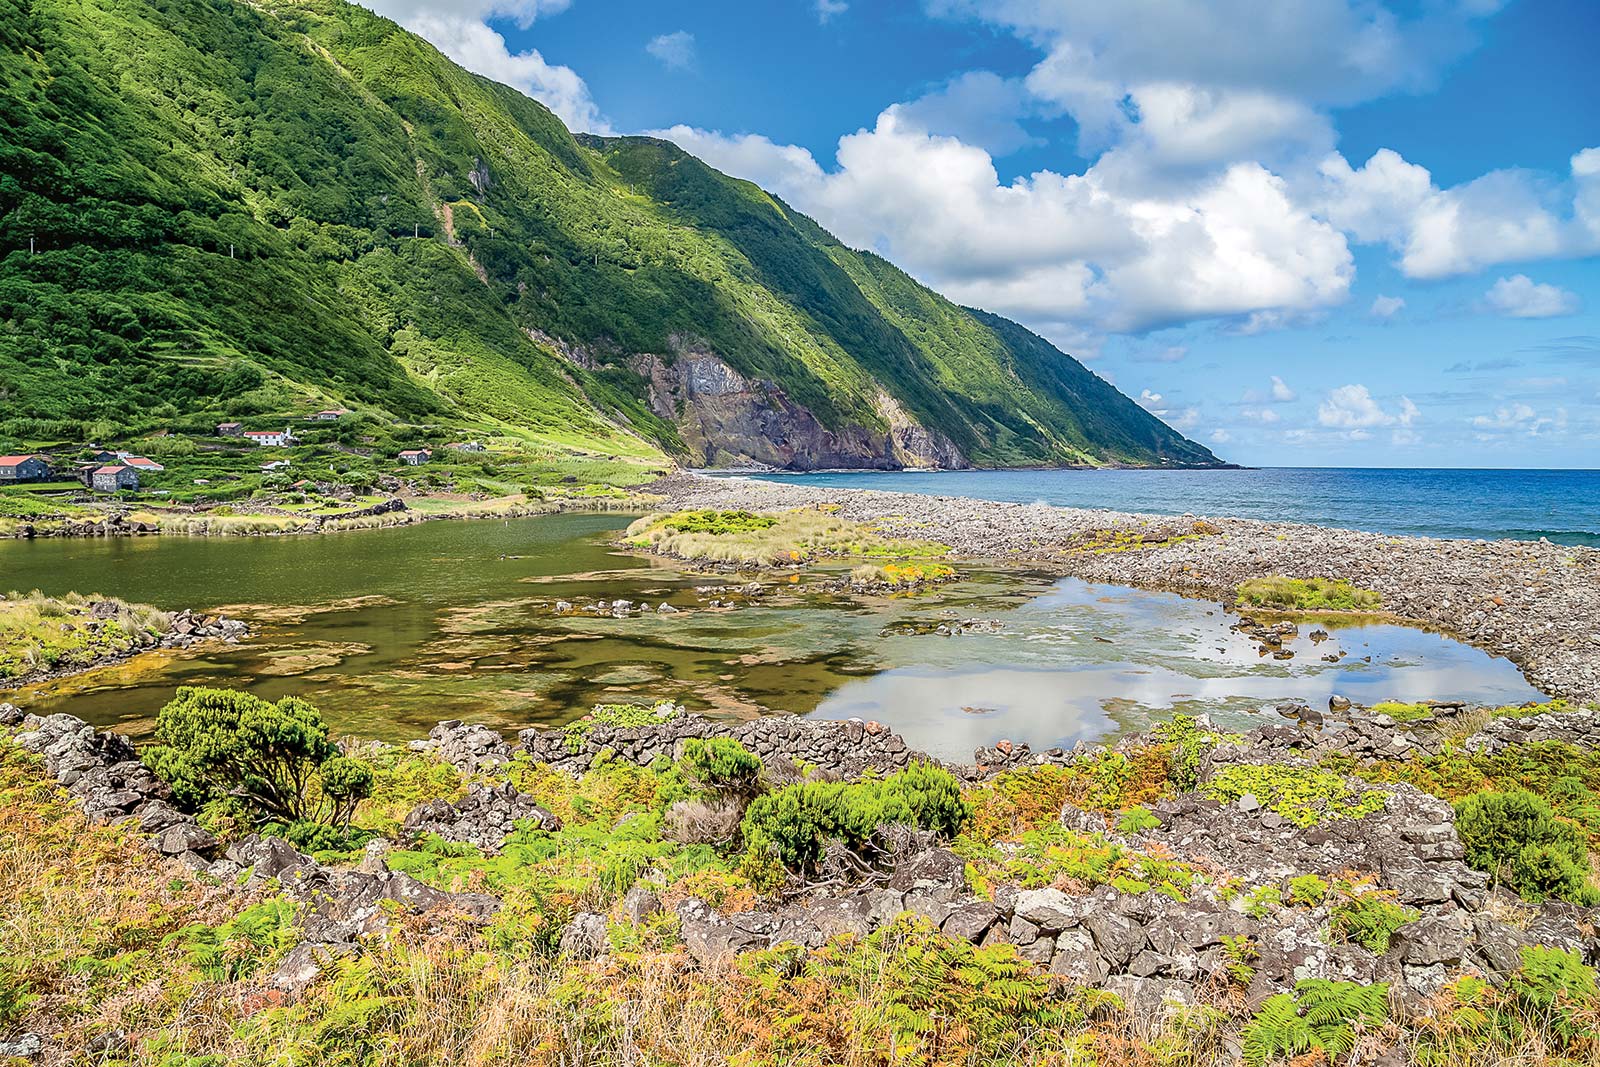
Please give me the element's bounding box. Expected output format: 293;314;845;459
0;0;1221;470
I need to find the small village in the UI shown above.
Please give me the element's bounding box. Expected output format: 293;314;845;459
0;404;660;537
0;409;448;496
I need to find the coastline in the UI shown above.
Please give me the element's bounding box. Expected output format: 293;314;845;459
651;471;1600;704
1;492;659;540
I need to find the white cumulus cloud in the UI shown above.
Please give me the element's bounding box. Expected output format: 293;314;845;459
1317;147;1600;278
1482;275;1582;318
1318;384;1418;432
659;111;1353;335
816;0;848;23
360;0;608;132
646;30;696;71
1473;403;1567;438
1370;294;1406;320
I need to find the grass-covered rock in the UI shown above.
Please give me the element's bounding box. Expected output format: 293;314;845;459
10;700;1600;1063
1236;576;1383;613
0;591;170;683
625;506;951;567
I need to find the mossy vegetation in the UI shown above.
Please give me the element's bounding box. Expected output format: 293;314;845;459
1236;576;1383;613
0;591;171;682
1202;764;1388;827
1369;700;1433;723
959;823;1200;898
625;507;951;568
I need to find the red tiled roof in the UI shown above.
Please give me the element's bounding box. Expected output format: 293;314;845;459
0;455;39;466
93;465;130;475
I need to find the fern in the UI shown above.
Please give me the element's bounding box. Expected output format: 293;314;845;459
1220;935;1258;986
1510;946;1599;1045
1242;994;1317;1066
1242;980;1389;1066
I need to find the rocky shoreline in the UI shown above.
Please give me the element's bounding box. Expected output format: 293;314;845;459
10;698;1599;1025
651;472;1600;704
3;493;654;540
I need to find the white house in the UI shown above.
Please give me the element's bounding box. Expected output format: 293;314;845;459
243;427;294;447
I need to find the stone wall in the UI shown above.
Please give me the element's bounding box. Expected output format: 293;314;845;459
1465;709;1600;753
517;712;926;778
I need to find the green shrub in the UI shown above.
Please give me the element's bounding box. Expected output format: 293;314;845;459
318;755;376;829
1453;789;1599;904
680;738;763;796
142;687;369;830
741;763;969;874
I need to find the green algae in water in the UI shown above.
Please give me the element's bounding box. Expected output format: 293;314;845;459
0;514;1545;758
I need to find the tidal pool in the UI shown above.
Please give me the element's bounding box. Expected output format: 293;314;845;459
0;514;1544;760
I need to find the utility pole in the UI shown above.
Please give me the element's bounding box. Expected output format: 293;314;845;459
29;236;35;255
229;244;235;259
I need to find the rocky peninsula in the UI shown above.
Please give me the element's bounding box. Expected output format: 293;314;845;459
653;472;1600;704
0;594;249;690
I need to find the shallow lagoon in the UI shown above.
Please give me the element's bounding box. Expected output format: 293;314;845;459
0;514;1543;760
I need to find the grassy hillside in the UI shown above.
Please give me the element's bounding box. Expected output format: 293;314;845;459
0;0;1220;470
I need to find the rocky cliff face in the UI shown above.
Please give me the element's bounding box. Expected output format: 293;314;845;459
632;340;968;470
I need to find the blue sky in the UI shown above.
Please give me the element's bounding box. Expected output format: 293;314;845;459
366;0;1600;468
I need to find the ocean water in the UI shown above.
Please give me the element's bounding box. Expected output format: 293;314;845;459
730;467;1600;545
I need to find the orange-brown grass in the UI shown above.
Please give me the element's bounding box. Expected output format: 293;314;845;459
0;739;257;1058
966;747;1177;843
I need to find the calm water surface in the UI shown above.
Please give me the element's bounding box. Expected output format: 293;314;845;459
733;468;1600;545
0;515;1544;759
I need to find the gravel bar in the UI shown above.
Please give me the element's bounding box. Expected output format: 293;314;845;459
654;472;1600;703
